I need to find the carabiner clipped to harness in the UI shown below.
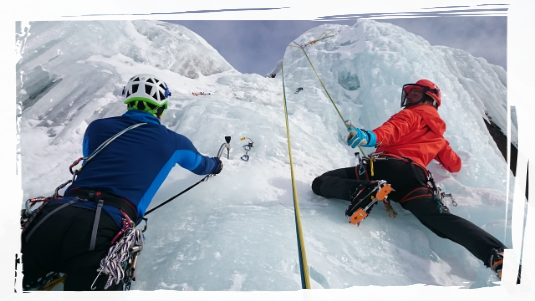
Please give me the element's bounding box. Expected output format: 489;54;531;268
0;197;52;260
240;137;254;162
354;152;365;176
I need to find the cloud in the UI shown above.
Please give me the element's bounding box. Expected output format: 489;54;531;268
115;0;535;86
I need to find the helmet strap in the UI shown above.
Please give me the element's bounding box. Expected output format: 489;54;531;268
156;106;166;119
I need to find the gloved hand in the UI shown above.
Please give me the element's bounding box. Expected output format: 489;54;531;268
344;119;377;148
212;157;223;175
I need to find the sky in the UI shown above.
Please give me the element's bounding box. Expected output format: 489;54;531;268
114;0;535;87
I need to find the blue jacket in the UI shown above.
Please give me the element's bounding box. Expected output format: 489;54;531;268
58;110;220;226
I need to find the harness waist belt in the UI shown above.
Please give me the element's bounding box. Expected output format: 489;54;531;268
65;188;138;222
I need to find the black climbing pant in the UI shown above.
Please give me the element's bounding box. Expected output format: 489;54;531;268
21;202;123;291
311;159;507;266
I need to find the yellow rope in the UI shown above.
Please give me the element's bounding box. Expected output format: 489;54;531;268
281;61;311;289
294;42;368;158
293;34;393;218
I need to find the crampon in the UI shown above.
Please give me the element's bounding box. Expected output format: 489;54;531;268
345;180;393;226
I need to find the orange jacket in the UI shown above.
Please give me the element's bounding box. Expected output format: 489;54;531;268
372;104;462;173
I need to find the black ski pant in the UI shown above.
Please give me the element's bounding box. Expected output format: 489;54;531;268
311;159;507;267
21;202;123;291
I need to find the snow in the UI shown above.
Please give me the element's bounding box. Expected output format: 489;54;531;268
14;19;524;292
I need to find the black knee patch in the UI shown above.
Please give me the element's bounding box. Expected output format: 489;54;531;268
311;177;323;195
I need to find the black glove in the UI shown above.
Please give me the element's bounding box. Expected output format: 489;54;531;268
212;157;223;175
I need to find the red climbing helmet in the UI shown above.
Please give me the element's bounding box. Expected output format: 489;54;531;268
400;79;441;108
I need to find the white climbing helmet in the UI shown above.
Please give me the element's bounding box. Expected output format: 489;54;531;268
122;74;171;108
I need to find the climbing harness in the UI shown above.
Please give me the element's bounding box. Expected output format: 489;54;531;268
360;151;458;212
426;169;457;209
240;137;254;162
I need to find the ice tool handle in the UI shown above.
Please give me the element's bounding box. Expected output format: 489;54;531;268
217;136;232;160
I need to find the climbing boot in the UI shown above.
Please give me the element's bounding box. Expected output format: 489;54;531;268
345;180;392;225
490;249;531;299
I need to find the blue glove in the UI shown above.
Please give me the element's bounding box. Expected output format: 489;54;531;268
344;119;377;148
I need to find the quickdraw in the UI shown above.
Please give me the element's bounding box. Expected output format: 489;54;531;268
91;211;145;291
240;137;254;162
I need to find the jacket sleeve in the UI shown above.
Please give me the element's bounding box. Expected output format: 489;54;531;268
372;110;417;146
173;134;220;175
434;141;462;173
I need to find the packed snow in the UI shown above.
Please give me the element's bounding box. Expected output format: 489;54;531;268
15;19;522;291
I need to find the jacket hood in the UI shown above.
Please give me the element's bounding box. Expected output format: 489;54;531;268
406;104;446;135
